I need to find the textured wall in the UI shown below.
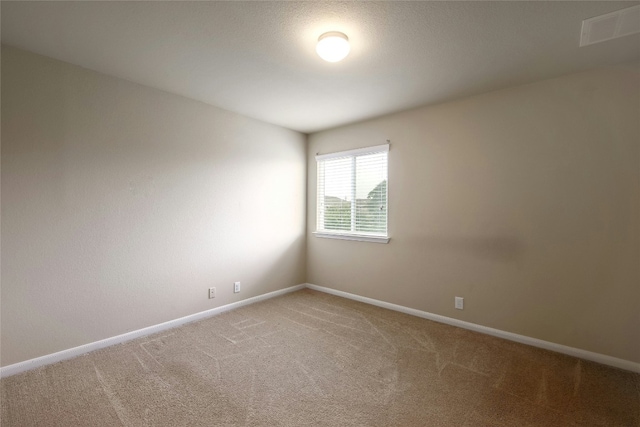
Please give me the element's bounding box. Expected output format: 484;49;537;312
1;47;307;366
307;65;640;363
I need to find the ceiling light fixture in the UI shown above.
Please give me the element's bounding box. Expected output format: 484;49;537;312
316;32;350;63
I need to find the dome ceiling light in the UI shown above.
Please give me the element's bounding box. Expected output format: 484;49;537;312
316;31;350;63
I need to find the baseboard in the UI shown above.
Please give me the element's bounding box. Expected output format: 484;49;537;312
306;284;640;373
4;282;637;378
0;284;306;378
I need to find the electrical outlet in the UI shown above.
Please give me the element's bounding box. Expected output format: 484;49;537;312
455;297;464;310
234;281;241;293
209;287;216;299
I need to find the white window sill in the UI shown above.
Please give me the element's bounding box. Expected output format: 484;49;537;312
313;232;390;244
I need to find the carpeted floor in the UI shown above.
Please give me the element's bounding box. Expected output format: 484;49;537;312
1;289;638;426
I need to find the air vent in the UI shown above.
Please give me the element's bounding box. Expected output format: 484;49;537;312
580;5;640;47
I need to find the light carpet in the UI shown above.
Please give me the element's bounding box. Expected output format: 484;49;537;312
1;289;638;426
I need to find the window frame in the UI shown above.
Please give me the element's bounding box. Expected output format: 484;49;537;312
314;144;390;244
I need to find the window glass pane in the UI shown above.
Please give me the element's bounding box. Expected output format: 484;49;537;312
355;152;387;233
321;157;352;231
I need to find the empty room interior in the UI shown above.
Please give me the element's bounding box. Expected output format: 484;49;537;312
1;1;639;426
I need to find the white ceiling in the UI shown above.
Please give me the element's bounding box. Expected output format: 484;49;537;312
2;1;639;133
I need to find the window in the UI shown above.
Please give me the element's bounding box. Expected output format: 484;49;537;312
315;144;389;243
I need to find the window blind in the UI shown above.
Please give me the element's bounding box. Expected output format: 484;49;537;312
316;144;388;237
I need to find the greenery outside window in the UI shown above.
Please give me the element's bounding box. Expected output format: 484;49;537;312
315;144;389;243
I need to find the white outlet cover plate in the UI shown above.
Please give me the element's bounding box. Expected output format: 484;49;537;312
455;297;464;310
234;282;241;293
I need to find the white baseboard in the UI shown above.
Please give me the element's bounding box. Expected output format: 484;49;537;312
0;284;306;378
3;282;638;378
306;284;640;373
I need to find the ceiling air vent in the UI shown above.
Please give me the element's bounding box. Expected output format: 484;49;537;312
580;4;640;47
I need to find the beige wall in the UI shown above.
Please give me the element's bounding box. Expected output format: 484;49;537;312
2;45;638;368
1;46;307;366
307;65;640;363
